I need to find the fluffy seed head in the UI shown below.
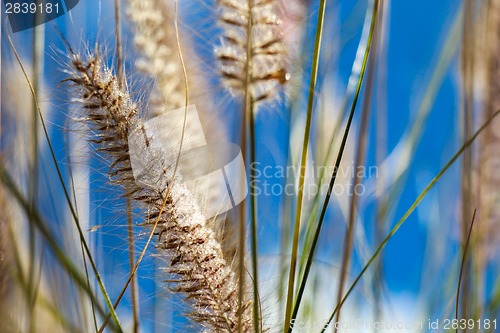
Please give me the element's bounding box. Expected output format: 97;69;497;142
216;0;288;102
127;0;185;114
66;51;253;332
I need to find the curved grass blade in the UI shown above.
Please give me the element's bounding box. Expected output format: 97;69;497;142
333;3;381;330
284;0;328;329
319;108;500;333
297;0;379;289
455;209;476;331
288;1;380;329
279;3;316;315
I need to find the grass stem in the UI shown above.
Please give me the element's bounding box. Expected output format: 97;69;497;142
283;0;328;330
333;3;380;330
288;1;380;329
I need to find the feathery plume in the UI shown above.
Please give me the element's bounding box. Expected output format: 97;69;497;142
216;0;288;103
126;0;186;114
479;0;500;256
65;50;253;332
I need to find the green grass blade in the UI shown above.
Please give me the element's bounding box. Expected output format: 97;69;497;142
283;0;328;330
289;1;380;329
296;0;379;290
455;209;476;331
319;108;500;333
333;3;381;330
249;97;261;333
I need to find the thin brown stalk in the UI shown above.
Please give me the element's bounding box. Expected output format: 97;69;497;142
239;2;253;331
216;1;288;330
114;0;139;330
460;0;475;326
126;199;139;333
